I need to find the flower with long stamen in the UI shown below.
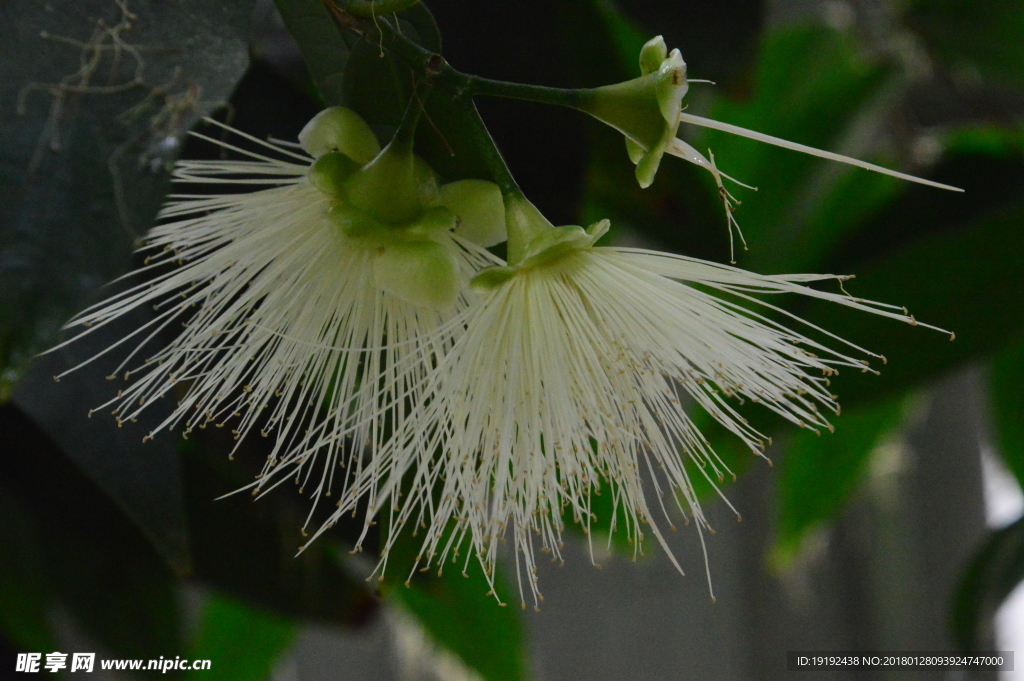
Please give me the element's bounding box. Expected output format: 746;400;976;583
50;106;504;525
578;35;963;260
310;195;951;609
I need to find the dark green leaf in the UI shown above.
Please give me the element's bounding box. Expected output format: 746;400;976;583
589;0;650;77
773;395;905;565
990;338;1024;490
0;482;57;652
909;0;1024;90
343;37;416;129
398;2;443;54
185;593;295;681
0;405;181;660
13;307;192;575
952;515;1024;652
0;0;254;396
800;170;1024;407
274;0;353;105
182;429;379;628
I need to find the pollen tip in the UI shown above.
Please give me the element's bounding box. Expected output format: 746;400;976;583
950;332;956;341
53;376;60;382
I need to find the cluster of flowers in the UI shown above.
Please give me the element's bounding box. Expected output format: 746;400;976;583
55;37;952;608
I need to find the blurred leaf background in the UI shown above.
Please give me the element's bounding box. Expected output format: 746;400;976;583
2;0;1023;678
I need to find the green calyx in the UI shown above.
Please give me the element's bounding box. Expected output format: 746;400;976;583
327;203;461;310
577;36;688;188
471;195;609;292
301;107;507;309
341;139;424;224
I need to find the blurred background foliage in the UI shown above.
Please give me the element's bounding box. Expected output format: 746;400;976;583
1;0;1023;678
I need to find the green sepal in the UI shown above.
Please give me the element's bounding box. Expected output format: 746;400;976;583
655;49;688;123
414;156;442;208
407;206;458;237
440;179;506;247
469;265;518;292
324;202;389;240
307;152;361;198
372;237;460;311
635;141;666;188
298;107;381;163
639;35;668;76
625;138;646;164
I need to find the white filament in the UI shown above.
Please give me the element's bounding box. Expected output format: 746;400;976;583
309;245;949;609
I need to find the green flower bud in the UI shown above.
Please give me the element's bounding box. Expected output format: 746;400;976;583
298;107;381;163
439;179;506;247
577;36;688;188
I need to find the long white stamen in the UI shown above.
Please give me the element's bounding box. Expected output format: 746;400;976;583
679;112;964;192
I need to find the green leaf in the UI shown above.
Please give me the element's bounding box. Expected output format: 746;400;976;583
338;7;444;136
343;37;417;129
990;338;1024;490
381;523;525;681
0;405;181;660
799;166;1024;407
274;0;354;105
772;395;905;566
0;482;58;652
909;0;1024;90
181;435;379;628
185;593;295;681
0;0;254;397
13;307;192;575
952;515;1024;652
275;0;440;113
589;0;650;77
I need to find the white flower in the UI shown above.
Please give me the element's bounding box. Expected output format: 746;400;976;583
52;108;502;523
316;196;950;609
